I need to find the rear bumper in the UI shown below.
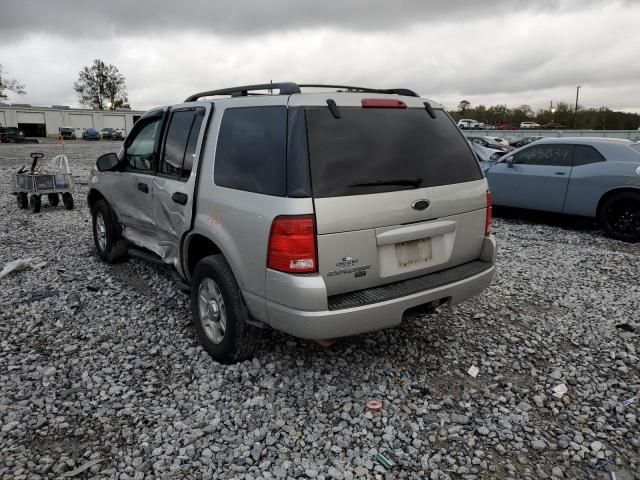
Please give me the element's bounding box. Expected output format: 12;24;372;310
265;238;496;339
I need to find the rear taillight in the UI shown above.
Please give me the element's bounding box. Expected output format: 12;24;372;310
361;98;407;109
485;191;492;236
267;215;318;274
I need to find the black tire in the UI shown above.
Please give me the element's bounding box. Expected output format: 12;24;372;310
30;194;41;213
91;199;128;263
16;192;28;209
190;255;262;364
599;192;640;242
48;193;59;207
62;192;74;210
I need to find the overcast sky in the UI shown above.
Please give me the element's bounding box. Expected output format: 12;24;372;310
1;0;638;112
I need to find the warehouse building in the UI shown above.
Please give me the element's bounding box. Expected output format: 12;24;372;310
0;103;145;138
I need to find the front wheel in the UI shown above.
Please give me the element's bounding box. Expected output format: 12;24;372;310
16;192;28;209
91;200;128;262
30;194;41;213
190;255;262;364
62;192;74;210
599;192;640;242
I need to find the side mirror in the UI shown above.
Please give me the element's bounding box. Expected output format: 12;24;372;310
96;153;119;172
507;157;514;168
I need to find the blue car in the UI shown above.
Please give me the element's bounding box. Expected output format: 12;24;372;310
82;128;100;140
480;137;640;242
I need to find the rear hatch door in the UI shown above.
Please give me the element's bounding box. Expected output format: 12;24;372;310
298;96;488;296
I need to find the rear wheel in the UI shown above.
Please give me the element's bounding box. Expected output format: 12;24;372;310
62;192;74;210
48;193;59;206
190;255;262;364
30;194;41;213
91;200;128;262
16;192;28;209
599;192;640;242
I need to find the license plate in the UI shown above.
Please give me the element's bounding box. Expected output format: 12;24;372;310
395;238;432;267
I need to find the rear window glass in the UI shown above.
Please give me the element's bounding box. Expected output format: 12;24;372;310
214;106;286;196
572;145;605;166
304;107;482;197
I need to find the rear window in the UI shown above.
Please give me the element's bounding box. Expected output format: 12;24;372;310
304;107;482;197
214;106;286;196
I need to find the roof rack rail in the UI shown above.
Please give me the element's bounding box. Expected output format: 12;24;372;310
298;84;419;97
185;82;301;102
184;82;420;102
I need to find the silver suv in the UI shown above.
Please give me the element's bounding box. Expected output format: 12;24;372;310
88;82;496;363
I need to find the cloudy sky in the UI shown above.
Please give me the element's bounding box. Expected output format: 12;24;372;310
1;0;638;112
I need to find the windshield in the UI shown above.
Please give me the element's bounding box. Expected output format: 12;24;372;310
304;107;483;197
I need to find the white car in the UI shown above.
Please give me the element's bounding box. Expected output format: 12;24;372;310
488;137;510;147
520;121;541;129
458;118;482;129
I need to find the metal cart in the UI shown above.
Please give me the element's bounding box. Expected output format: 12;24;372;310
11;152;75;213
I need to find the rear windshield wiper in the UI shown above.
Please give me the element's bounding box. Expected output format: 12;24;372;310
349;178;423;188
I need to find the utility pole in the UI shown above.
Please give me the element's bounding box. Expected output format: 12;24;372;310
574;85;581;129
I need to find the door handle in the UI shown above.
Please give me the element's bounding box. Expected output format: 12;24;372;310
137;182;149;193
554;172;566;175
172;192;188;205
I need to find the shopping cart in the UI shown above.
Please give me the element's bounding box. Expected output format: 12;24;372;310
11;152;75;213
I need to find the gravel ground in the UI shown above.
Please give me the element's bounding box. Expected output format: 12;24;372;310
0;142;639;480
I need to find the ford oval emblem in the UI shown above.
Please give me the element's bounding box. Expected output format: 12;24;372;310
412;199;430;211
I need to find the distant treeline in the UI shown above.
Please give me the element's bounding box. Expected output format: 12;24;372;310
449;101;640;130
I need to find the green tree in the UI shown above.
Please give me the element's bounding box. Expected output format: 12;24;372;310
74;59;130;110
0;65;26;101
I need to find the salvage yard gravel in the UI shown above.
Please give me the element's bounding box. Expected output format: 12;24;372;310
1;142;639;479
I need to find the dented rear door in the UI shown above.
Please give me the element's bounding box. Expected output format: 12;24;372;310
151;103;211;268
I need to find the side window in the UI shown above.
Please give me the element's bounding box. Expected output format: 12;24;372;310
124;117;162;172
160;108;205;179
513;144;573;167
214;106;287;196
573;145;606;166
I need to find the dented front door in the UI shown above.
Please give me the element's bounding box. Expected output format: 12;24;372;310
151;104;210;268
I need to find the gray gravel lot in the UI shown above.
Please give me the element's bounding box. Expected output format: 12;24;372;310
1;142;639;479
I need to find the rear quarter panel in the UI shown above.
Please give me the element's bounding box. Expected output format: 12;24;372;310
564;161;640;217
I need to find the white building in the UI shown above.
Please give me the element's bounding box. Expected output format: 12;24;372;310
0;103;145;138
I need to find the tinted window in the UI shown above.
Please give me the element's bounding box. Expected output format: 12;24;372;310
305;107;482;197
513;144;573;167
124;117;162;172
572;145;606;166
214;106;286;196
161;108;204;179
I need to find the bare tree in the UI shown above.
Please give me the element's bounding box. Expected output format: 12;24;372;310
0;65;26;101
457;100;470;113
74;59;130;110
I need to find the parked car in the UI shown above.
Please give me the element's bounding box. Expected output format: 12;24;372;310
0;126;26;143
542;122;565;129
82;128;101;140
467;136;513;153
520;121;541;129
88;82;496;363
509;136;545;149
496;123;518;130
469;141;503;163
481;137;640;241
100;128;124;140
487;137;511;148
58;127;76;140
457;118;482;129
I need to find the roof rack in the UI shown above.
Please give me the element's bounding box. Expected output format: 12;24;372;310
185;83;301;101
185;82;419;102
298;84;419;97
